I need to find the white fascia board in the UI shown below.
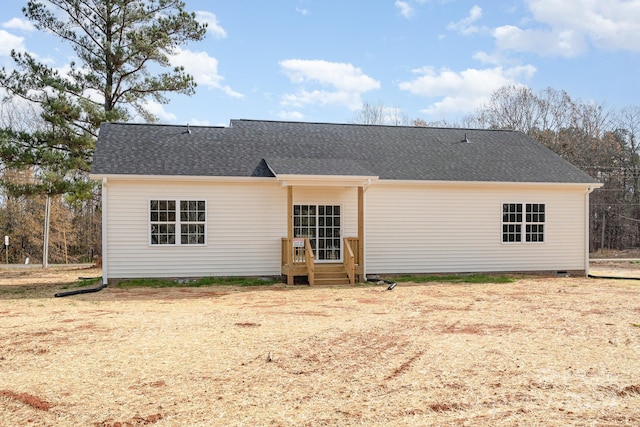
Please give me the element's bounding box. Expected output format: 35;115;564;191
88;174;601;191
372;179;603;190
88;174;278;183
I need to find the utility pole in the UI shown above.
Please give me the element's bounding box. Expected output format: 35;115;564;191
43;194;50;269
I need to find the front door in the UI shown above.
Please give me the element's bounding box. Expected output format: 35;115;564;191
293;204;342;262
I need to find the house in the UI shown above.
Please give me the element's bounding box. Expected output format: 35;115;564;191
90;119;601;285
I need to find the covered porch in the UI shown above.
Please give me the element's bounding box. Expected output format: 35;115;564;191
263;157;377;285
279;182;370;285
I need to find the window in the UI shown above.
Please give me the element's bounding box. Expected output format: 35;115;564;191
150;200;176;245
525;203;545;242
502;203;522;242
502;203;545;243
150;200;206;245
180;201;206;245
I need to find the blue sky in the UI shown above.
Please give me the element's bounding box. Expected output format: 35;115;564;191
0;0;639;127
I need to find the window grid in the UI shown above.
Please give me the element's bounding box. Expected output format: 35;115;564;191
502;203;522;243
150;200;206;246
525;203;545;242
180;201;206;245
293;204;341;261
318;205;341;260
293;205;317;249
502;203;545;244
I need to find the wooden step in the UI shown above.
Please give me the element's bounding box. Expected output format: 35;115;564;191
314;277;351;286
313;263;350;286
314;263;346;272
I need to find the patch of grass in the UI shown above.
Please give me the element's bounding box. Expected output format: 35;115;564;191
389;274;515;284
60;277;102;290
0;287;27;296
113;276;280;289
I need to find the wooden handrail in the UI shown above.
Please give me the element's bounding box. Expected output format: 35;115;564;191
305;238;315;286
345;237;360;266
344;237;355;285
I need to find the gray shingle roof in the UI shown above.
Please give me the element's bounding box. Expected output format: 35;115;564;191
91;119;598;184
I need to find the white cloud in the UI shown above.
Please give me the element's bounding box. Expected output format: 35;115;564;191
281;89;364;110
188;118;212;126
398;65;536;117
280;59;380;92
447;5;483;35
473;50;507;66
0;30;26;56
2;18;35;32
296;7;310;16
195;11;226;39
141;100;177;122
278;110;305;120
169;47;243;98
279;59;380;110
493;25;587;57
395;1;415;18
493;0;640;56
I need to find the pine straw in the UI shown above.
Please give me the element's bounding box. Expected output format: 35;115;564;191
1;273;640;426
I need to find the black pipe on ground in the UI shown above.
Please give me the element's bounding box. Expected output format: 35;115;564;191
366;275;397;291
588;274;640;281
54;283;107;298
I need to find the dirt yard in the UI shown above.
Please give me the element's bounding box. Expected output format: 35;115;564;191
1;266;639;426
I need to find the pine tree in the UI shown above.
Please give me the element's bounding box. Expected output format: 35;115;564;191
0;0;207;198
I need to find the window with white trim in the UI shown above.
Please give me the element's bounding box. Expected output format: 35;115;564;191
525;203;545;242
150;200;206;245
502;203;545;243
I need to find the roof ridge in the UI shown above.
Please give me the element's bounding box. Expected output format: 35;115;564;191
103;122;226;129
230;118;516;132
101;119;518;134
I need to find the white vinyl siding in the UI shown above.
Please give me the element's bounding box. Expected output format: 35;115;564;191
365;183;586;273
103;178;590;279
105;179;286;278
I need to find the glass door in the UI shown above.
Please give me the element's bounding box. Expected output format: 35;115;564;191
318;205;341;261
293;205;317;254
293;204;341;262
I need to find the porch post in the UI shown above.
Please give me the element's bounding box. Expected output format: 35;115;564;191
287;186;294;285
358;186;364;282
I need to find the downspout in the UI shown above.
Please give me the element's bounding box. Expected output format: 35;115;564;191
585;186;595;276
362;179;371;279
101;177;108;285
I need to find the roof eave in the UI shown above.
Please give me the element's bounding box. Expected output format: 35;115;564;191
89;173;601;190
89;173;278;183
375;179;603;189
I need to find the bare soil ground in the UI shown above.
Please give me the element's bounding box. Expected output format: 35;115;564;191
1;266;639;426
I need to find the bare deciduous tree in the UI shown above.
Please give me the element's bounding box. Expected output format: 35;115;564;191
352;102;410;126
468;85;640;252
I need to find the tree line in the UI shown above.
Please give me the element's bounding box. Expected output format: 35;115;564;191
4;84;637;263
0;0;206;264
354;88;640;252
467;86;640;253
1;1;637;264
